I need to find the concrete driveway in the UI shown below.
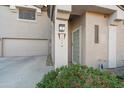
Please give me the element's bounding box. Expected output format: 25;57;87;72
0;56;54;88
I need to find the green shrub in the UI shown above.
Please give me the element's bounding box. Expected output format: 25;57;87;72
36;64;123;88
117;74;124;80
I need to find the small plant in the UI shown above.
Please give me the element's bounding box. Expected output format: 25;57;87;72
36;64;123;88
117;74;124;80
46;54;54;66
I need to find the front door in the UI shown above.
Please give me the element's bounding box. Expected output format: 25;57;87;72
72;27;80;64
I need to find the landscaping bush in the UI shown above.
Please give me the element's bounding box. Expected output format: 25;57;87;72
117;74;124;80
36;64;123;88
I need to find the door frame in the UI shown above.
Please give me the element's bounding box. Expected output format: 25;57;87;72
72;26;81;64
108;25;117;68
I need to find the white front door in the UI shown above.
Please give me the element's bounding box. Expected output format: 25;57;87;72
72;27;80;64
108;26;117;68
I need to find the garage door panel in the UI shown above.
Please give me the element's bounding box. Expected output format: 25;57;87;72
3;39;48;56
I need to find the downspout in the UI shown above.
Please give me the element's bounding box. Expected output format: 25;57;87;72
46;5;55;66
0;37;3;57
51;5;55;21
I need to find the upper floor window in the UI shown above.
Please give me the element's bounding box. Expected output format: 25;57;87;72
18;8;36;20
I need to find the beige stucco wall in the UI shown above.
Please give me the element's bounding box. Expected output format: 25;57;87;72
69;11;124;68
85;11;124;68
54;19;68;68
51;5;124;68
53;6;71;68
56;5;71;12
85;12;108;68
0;6;51;39
0;6;51;56
94;5;124;21
69;12;108;68
116;21;124;67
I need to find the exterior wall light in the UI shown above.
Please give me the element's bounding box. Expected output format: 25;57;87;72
59;24;65;32
58;24;66;43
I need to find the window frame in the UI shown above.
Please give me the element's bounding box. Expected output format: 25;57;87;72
94;25;99;44
17;7;37;22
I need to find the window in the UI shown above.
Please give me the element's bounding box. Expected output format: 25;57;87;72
95;25;99;44
18;8;36;20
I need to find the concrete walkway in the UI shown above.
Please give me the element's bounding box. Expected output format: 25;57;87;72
107;67;124;76
0;56;54;88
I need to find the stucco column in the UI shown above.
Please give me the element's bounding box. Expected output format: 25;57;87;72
54;5;71;68
108;13;119;68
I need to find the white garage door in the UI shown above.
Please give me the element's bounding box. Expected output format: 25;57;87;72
3;39;48;56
